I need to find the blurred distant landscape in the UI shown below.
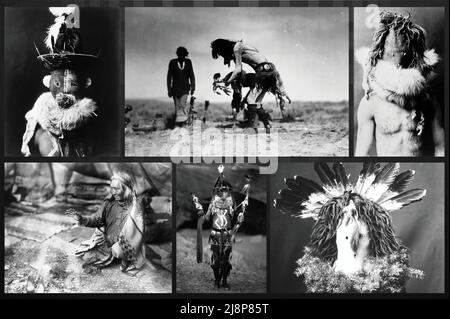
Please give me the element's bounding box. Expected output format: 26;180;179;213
125;98;349;157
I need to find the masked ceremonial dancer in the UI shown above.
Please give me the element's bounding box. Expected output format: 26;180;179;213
21;7;99;157
193;165;247;289
211;39;291;130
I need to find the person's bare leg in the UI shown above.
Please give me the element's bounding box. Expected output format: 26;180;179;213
245;87;262;129
254;89;271;130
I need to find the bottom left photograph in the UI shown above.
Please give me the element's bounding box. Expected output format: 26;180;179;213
4;162;172;293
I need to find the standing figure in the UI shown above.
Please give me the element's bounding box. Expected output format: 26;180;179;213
21;7;99;157
355;11;444;156
194;165;246;289
167;46;196;126
67;172;146;272
211;38;291;129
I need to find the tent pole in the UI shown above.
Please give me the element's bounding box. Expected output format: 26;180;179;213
138;163;161;196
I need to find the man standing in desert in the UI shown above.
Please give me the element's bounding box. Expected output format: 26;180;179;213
167;46;196;126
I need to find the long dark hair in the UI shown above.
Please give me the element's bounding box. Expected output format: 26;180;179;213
308;193;401;263
211;38;236;67
369;11;429;73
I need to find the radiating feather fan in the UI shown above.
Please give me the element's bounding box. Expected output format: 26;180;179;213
274;162;426;219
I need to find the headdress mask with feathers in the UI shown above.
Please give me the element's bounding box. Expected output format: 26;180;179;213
213;168;233;199
211;39;236;67
40;7;96;109
370;11;430;73
274;162;426;271
45;7;81;54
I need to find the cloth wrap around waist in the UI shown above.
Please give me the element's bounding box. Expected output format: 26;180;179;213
253;62;280;93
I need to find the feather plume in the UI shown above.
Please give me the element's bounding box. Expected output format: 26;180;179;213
278;188;304;203
332;162;350;191
49;7;76;17
379;189;426;211
274;173;330;219
314;163;335;187
365;163;400;202
45;7;78;52
360;163;382;196
284;178;310;200
314;163;345;196
378;170;416;203
293;175;324;193
355;162;381;195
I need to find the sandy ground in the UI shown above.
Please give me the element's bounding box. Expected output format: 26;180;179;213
176;229;266;293
4;203;172;294
125;100;348;157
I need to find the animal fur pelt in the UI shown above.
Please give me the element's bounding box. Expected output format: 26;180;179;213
356;46;439;106
21;92;97;156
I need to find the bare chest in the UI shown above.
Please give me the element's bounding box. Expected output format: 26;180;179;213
373;100;425;136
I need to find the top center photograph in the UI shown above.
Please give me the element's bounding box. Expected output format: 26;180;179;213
125;7;349;158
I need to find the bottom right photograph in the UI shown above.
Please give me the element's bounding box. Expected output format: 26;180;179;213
270;162;445;293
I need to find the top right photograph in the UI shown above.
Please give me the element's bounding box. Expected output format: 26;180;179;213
354;7;445;157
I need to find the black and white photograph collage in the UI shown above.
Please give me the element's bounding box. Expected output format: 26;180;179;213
1;0;448;312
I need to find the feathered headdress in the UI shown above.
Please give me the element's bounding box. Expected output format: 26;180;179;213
356;11;440;101
36;7;98;71
274;162;426;220
212;165;233;194
274;162;426;293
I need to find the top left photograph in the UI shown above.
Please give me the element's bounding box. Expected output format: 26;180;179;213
4;6;122;157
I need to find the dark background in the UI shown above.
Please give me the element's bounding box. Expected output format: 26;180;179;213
4;7;121;157
176;164;268;234
270;162;445;293
353;7;445;154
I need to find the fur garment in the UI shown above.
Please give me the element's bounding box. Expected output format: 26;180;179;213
21;92;97;156
356;47;439;102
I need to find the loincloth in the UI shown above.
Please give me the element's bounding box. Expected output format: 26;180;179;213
254;62;280;93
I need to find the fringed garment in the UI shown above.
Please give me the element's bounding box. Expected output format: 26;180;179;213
75;196;145;270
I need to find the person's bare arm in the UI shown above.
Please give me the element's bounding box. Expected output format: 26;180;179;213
66;201;106;228
275;72;291;103
167;61;173;97
431;99;445;156
225;42;243;84
355;97;376;156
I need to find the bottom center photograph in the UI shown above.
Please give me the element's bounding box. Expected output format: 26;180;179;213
176;164;268;293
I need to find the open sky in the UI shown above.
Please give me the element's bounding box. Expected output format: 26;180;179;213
125;7;349;102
